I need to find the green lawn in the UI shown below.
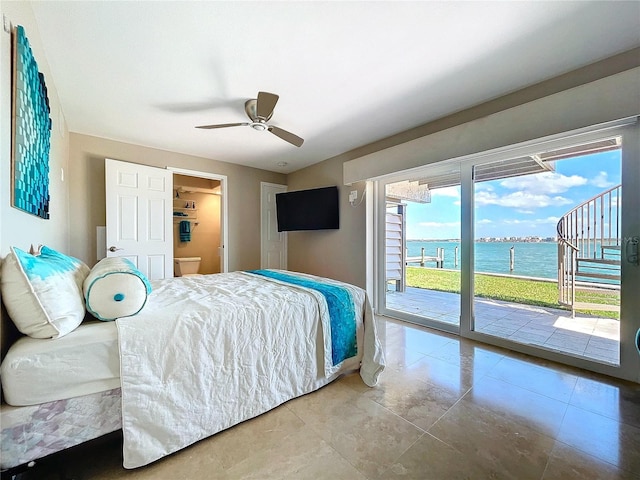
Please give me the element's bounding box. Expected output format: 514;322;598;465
405;266;619;319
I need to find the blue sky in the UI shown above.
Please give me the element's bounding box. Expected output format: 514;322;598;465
405;150;621;240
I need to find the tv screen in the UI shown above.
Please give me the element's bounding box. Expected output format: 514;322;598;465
276;186;339;232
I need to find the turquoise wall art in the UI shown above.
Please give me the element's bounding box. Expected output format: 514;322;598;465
11;24;51;219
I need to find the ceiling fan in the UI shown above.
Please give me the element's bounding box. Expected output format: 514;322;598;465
196;91;304;147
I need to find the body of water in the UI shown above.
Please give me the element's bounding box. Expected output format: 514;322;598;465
407;240;557;279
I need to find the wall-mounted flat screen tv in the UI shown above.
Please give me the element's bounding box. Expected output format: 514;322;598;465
276;186;339;232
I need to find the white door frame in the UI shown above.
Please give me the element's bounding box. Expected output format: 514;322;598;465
260;182;287;269
167;167;229;273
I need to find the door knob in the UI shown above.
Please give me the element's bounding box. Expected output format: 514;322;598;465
108;246;123;253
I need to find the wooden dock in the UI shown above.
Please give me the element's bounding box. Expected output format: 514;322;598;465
406;247;455;269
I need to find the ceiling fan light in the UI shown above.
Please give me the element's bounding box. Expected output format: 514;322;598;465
251;123;268;131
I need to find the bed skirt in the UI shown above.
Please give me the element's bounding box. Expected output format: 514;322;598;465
0;388;122;470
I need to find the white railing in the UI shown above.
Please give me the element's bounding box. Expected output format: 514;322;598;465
557;185;621;313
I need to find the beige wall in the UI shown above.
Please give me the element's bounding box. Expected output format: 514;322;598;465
173;174;221;274
287;49;640;289
0;3;70;256
68;133;286;270
286;157;367;288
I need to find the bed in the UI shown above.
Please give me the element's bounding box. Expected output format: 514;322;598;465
0;250;385;471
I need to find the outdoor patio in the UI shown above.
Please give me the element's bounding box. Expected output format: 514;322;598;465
386;287;620;365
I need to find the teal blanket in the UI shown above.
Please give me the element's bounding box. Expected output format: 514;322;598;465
249;270;357;365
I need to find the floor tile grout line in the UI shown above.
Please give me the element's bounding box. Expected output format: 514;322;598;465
380;319;635;476
283;387;423;480
550;437;632;476
564;399;640;433
370;343;637;477
482;357;580;405
424;382;476;438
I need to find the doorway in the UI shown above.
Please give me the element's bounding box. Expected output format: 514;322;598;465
105;161;229;278
172;174;222;275
168;167;228;274
376;122;640;382
471;138;622;365
383;171;462;332
260;182;287;270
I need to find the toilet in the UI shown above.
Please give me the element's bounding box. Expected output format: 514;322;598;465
174;257;201;277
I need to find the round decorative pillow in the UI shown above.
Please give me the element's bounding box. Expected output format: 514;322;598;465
84;257;152;321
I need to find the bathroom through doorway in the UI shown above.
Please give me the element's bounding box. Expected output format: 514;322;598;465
169;168;228;276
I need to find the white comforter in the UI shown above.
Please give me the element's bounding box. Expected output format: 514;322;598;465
116;270;384;468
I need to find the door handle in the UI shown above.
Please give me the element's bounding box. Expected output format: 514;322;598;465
108;246;123;253
625;236;639;265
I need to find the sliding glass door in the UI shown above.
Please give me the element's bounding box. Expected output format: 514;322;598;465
381;165;461;332
376;122;640;381
471;137;623;365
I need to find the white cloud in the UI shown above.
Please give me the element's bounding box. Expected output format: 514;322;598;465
418;221;461;228
499;172;587;194
590;171;616;188
431;186;460;198
502;216;559;226
475;190;573;208
477;219;493;224
474;184;494;192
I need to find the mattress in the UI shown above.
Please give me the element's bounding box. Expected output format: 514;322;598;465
1;321;120;406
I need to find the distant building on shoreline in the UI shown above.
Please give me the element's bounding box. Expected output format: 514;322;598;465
477;236;555;243
408;237;558;243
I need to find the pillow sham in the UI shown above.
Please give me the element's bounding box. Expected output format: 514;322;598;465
1;246;90;339
84;257;152;321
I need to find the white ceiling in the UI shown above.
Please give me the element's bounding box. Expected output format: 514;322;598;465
28;1;640;174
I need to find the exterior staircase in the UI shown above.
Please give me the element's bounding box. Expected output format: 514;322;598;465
557;185;621;316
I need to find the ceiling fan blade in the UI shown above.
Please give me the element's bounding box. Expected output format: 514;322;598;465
256;92;279;120
268;126;304;147
195;122;249;129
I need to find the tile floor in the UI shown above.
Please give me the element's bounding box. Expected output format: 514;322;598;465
386;287;620;364
12;317;640;480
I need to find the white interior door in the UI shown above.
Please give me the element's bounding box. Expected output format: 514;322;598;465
261;182;287;270
105;158;173;280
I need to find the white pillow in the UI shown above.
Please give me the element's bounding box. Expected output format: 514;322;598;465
84;257;152;321
1;246;90;339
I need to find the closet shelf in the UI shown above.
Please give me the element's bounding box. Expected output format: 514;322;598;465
173;207;197;221
176;185;220;195
173;207;198;212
